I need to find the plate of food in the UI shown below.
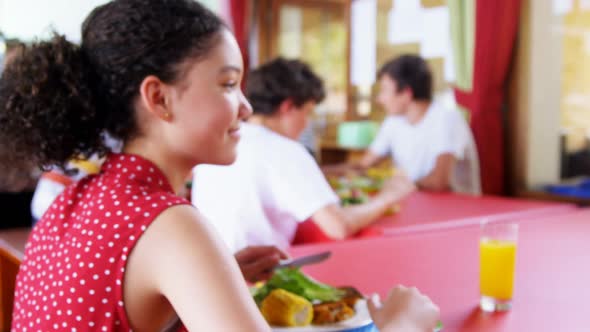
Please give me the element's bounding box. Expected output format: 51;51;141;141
271;299;374;332
328;168;401;215
333;182;400;215
329;175;383;196
252;268;375;332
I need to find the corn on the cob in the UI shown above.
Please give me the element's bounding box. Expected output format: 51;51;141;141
260;289;313;327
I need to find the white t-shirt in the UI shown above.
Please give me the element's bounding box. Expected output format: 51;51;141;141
370;102;481;195
192;123;339;252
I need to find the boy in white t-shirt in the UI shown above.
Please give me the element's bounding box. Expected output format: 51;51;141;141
349;55;480;194
192;58;414;253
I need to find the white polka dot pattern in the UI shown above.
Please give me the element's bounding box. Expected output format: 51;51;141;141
11;154;189;331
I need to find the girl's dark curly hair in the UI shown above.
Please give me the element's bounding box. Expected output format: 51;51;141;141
0;0;224;171
245;57;325;116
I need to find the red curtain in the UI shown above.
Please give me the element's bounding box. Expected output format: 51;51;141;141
229;0;251;86
454;0;521;195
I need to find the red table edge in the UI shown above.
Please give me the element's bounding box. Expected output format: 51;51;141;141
378;204;577;236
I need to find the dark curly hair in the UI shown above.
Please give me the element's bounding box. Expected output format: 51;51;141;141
378;54;432;101
245;57;325;116
0;0;224;171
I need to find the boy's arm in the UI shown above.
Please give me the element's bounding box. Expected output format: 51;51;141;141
415;153;455;192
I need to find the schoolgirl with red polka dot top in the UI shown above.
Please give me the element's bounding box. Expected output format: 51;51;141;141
13;154;187;331
1;0;273;330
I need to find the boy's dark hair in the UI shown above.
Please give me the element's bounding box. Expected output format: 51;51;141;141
0;0;224;171
246;57;325;115
378;54;432;101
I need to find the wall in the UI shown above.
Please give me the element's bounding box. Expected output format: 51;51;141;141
508;0;562;191
0;0;110;42
0;0;224;42
560;4;590;152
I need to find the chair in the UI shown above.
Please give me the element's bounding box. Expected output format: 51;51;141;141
0;237;24;332
450;109;482;196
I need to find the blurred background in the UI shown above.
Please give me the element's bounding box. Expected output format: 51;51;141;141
1;0;590;220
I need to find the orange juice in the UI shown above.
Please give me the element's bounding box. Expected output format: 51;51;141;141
479;239;517;300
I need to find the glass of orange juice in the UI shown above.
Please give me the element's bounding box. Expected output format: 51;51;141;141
479;222;518;312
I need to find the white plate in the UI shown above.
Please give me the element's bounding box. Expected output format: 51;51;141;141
271;300;373;332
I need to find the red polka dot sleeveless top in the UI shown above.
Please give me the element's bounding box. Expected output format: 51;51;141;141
12;153;190;332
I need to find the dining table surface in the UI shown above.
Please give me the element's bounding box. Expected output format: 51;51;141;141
363;191;578;235
295;192;578;243
291;208;590;332
2;201;588;331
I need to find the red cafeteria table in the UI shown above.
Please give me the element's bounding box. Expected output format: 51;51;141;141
295;192;577;243
368;192;577;236
292;208;590;331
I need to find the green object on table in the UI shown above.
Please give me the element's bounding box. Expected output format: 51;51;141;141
252;268;345;305
337;121;378;148
435;321;443;331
